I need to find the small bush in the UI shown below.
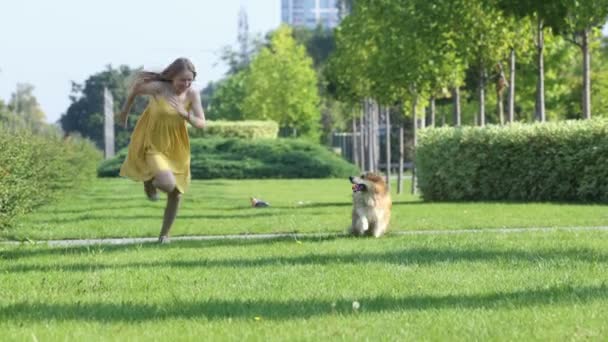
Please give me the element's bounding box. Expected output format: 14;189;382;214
188;120;279;140
0;128;101;228
99;138;358;179
416;119;608;202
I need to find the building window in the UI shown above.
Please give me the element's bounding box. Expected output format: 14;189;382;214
304;0;315;10
321;0;335;8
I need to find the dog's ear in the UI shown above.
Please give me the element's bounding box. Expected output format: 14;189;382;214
366;173;383;183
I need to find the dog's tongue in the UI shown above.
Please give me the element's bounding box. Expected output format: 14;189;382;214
352;184;363;192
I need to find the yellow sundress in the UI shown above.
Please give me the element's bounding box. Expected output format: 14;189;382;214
120;96;191;193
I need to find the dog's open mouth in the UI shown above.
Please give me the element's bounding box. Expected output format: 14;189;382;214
352;183;367;192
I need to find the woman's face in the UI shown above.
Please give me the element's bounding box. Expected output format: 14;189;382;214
172;70;194;94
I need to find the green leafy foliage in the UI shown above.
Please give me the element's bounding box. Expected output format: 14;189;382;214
60;65;147;151
417;119;608;201
205;71;248;121
243;26;321;140
0;128;101;228
6;84;47;133
188;120;279;140
98;138;358;179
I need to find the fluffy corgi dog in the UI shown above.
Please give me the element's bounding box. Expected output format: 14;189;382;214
349;173;392;237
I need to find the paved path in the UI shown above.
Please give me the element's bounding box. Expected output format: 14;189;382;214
2;226;608;248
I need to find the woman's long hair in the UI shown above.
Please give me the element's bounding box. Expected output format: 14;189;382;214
130;57;197;89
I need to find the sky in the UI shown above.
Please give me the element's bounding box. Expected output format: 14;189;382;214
1;1;607;124
0;0;281;123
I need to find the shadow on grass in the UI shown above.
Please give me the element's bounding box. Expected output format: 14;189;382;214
1;284;606;322
3;245;607;273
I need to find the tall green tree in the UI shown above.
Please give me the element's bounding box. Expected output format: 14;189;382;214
206;71;247;121
329;0;435;191
512;32;578;121
243;25;321;139
456;0;515;125
557;0;608;119
503;20;535;123
336;0;353;18
201;26;266;121
60;65;146;150
8;83;46;132
499;0;608;120
497;0;566;122
592;37;608;115
0;100;26;131
292;26;336;69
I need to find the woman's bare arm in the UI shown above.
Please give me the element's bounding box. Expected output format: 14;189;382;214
118;80;164;128
184;88;206;129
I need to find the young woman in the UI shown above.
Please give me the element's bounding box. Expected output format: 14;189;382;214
118;57;206;243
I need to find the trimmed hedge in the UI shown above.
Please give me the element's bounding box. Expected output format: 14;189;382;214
188;120;279;140
98;138;359;179
416;119;608;202
0;128;101;228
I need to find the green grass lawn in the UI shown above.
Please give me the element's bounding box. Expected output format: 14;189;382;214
4;178;608;340
3;178;608;241
2;231;608;340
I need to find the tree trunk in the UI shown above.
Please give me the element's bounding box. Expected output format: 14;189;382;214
508;48;516;123
362;101;368;171
429;96;436;127
385;106;391;189
411;95;419;195
372;101;380;173
497;87;505;125
366;99;373;172
359;107;365;171
479;66;486;126
365;99;372;171
535;18;546;122
453;87;461;126
419;104;426;129
397;125;404;194
582;28;591;119
370;99;378;172
498;100;504;125
496;62;506;125
352;116;359;168
366;100;371;172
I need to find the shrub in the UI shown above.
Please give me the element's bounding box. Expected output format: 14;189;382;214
416;119;608;202
98;138;358;179
188;120;279;140
0;128;101;228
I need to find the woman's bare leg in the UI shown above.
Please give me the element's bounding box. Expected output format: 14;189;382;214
152;171;177;194
159;189;182;241
152;171;182;242
144;179;159;201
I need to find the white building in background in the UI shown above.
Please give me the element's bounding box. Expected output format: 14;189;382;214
281;0;341;29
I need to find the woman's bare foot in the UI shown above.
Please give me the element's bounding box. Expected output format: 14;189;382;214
144;179;159;201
